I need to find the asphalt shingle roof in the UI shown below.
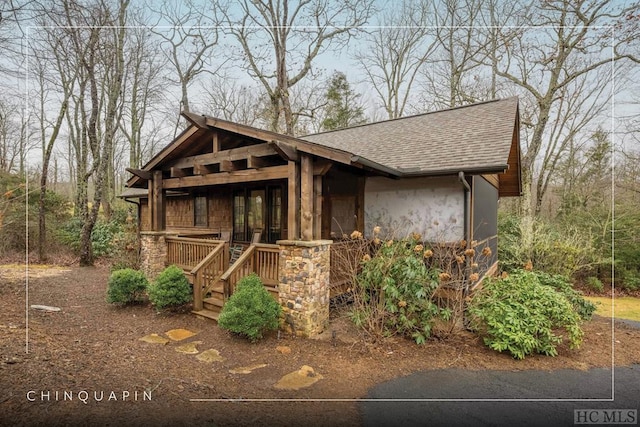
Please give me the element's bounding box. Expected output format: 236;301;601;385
301;97;518;175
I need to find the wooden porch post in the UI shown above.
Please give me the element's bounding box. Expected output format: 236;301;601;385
151;170;165;231
313;175;322;240
287;160;300;240
300;155;314;241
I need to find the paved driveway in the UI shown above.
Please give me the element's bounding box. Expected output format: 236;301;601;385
363;318;640;426
362;364;640;426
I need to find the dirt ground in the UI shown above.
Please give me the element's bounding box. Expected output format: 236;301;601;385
1;264;639;427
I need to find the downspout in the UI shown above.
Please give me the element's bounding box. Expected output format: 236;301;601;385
458;172;472;329
458;172;471;250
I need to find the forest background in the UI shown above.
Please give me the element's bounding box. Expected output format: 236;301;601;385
0;0;637;291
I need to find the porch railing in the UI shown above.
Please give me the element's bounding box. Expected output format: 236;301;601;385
220;243;280;299
329;240;362;297
165;236;223;270
191;241;229;311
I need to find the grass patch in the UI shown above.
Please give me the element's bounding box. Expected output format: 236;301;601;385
584;296;640;322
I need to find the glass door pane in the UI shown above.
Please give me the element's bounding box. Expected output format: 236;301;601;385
248;189;265;240
233;192;245;241
269;187;282;243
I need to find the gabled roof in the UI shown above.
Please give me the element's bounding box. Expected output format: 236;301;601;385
125;97;521;196
302;97;520;177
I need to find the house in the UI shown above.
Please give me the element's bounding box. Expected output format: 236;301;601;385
122;97;521;337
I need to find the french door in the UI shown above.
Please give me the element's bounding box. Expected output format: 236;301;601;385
233;185;283;243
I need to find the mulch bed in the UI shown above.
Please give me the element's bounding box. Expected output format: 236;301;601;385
1;264;639;426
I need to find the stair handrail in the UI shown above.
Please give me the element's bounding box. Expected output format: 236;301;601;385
191;241;228;311
220;244;256;299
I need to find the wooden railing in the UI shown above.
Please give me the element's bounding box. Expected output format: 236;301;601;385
220;243;280;299
191;241;229;311
329;240;362;296
165;236;223;270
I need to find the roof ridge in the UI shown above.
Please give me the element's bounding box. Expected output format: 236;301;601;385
301;97;515;138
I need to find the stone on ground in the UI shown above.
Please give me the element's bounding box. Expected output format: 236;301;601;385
274;365;323;390
139;334;170;345
229;363;267;374
30;305;61;312
175;341;202;354
196;349;223;363
165;328;197;341
276;345;291;354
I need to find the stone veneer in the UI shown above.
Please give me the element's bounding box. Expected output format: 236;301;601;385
277;240;332;338
140;232;170;280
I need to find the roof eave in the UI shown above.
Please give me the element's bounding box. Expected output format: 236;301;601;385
396;164;509;178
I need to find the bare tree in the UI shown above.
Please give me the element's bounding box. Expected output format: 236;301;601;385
493;0;639;219
119;24;166;169
148;0;224;125
420;0;494;110
224;0;374;135
0;100;24;173
42;0;129;265
201;74;268;127
356;0;436;119
29;25;78;261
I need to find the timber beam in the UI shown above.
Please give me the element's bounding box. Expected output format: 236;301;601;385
287;161;300;240
269;140;299;162
300;155;314;241
247;155;269;169
169;143;277;170
220;159;244;172
194;163;217;175
151;170;165;231
163;165;289;189
313;160;332;176
126;168;151;180
170;167;189;178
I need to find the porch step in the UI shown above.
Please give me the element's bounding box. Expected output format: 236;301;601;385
192;309;220;321
203;296;224;310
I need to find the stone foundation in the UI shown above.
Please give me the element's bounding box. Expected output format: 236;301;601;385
140;232;169;280
277;240;332;338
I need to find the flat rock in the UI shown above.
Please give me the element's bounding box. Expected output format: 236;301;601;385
30;305;61;312
274;365;323;390
139;334;170;345
229;363;267;374
165;328;197;341
276;345;291;354
196;349;223;363
175;341;202;354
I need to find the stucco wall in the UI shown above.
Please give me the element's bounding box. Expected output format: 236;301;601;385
364;176;464;242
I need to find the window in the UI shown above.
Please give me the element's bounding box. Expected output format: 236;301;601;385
233;193;246;241
194;196;208;227
233;186;282;243
269;187;282;242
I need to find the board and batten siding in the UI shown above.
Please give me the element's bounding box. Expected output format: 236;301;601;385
364;176;465;242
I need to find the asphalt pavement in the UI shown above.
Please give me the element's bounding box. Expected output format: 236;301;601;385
362;365;640;426
362;319;640;427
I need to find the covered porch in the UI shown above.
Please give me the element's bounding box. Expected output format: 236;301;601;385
125;114;368;336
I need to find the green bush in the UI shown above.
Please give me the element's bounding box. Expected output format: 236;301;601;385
57;205;135;260
106;268;148;304
218;274;281;342
147;265;192;310
497;213;598;277
585;276;604;293
533;271;597;321
468;270;585;360
353;239;444;344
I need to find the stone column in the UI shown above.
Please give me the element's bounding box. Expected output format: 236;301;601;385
277;240;332;338
140;231;168;280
